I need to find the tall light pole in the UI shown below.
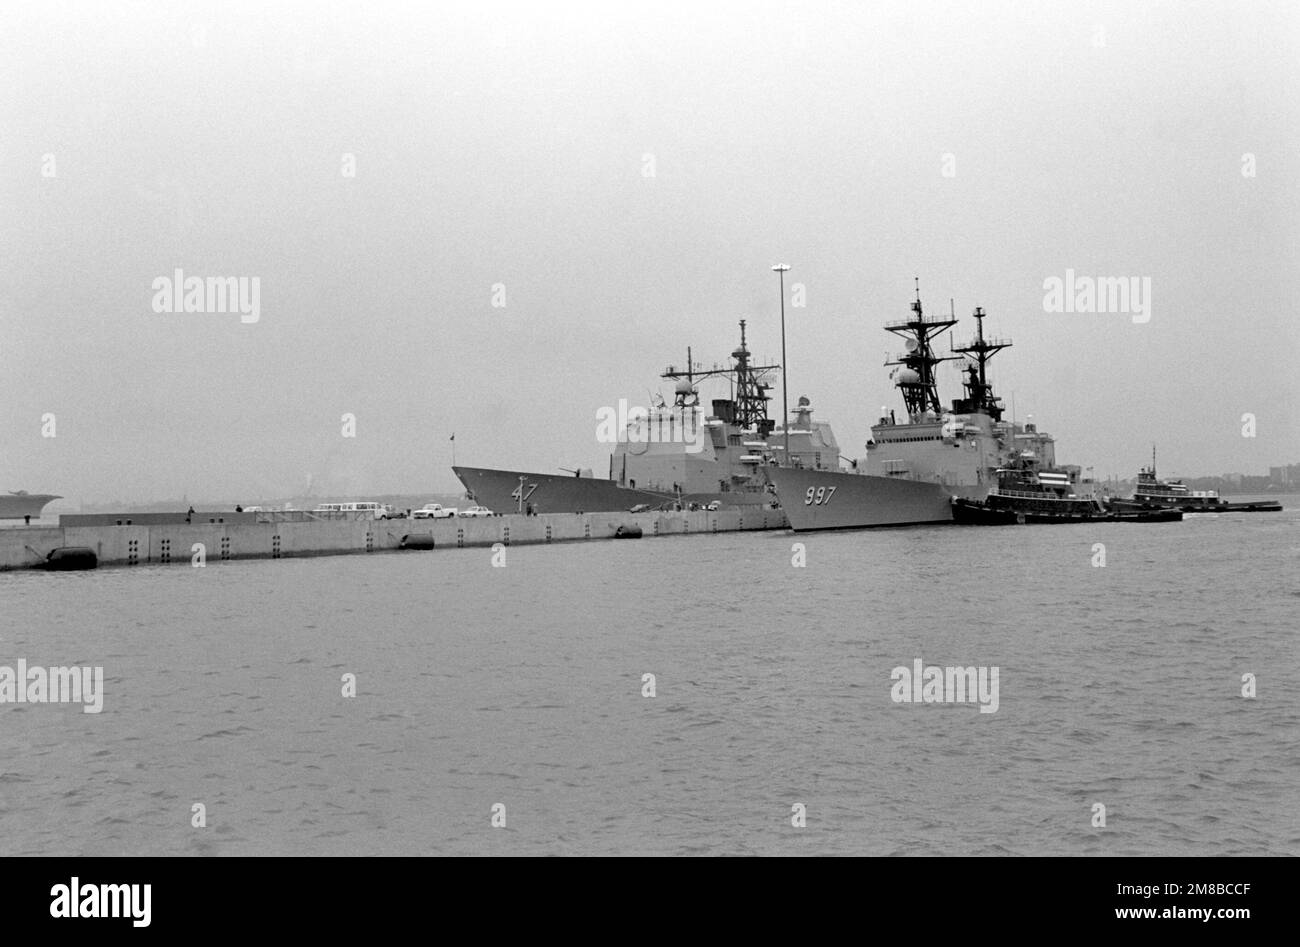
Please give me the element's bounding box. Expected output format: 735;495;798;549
772;263;791;463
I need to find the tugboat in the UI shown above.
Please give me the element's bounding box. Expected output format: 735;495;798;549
953;456;1185;524
952;460;1110;524
1108;447;1282;513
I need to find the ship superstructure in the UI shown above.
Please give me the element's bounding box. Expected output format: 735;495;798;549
455;321;839;515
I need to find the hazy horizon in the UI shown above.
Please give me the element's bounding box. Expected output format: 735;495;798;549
3;1;1297;504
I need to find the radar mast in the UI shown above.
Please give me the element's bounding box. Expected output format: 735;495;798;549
951;305;1011;420
884;279;959;420
661;320;780;437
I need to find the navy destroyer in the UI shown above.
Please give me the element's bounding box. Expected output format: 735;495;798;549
767;284;1069;530
455;321;841;515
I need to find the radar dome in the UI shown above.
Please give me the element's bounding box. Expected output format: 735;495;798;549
896;368;921;385
675;378;696;396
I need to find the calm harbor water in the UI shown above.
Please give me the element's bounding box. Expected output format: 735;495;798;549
2;501;1297;856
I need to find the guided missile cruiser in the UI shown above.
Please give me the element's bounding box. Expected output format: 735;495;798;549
455;320;840;515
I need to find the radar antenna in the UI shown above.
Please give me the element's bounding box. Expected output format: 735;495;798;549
662;320;780;436
884;280;959;419
950;306;1012;420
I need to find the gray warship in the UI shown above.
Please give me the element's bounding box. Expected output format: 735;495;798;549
455;321;841;515
767;284;1073;531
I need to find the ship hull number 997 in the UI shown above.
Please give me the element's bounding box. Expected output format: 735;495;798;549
804;486;836;505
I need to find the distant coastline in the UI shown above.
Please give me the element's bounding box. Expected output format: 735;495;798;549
1102;476;1296;496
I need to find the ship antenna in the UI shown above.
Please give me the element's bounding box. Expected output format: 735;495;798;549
886;277;958;419
661;319;780;436
950;304;1010;419
684;344;694;410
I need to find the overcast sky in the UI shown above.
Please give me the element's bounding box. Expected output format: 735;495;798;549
2;0;1296;504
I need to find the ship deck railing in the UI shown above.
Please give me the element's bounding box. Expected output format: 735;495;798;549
992;488;1095;501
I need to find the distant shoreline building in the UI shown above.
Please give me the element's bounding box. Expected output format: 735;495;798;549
1269;464;1300;488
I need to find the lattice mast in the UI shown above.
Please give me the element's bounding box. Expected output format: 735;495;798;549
884;279;959;420
951;305;1011;420
661;320;779;434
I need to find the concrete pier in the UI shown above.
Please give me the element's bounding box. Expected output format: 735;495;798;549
0;508;789;571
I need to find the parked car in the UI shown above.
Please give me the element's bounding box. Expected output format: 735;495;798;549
412;504;457;519
627;503;652;513
457;506;494;518
706;500;722;511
